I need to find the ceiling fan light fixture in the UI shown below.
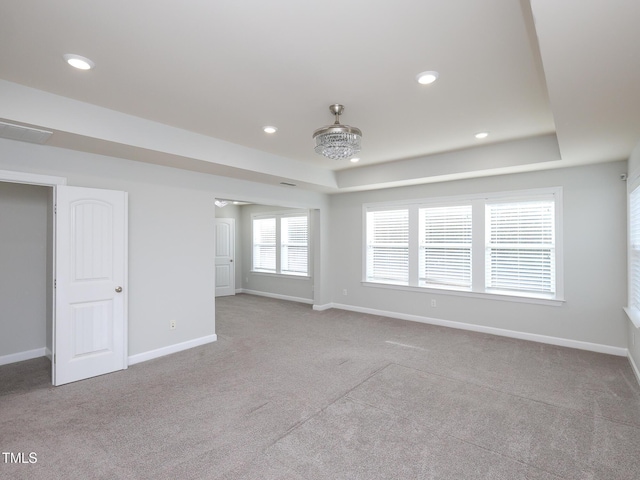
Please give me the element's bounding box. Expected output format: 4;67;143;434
313;104;362;160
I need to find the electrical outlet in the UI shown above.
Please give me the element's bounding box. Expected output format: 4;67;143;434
430;299;437;308
170;320;176;330
343;289;348;296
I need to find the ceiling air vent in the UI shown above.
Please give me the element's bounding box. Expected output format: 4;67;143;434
0;121;53;144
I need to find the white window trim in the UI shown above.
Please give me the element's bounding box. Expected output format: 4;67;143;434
362;187;564;305
251;210;311;278
625;171;640;328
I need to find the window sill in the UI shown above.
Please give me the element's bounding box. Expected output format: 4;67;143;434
624;307;640;329
250;271;311;280
361;281;565;306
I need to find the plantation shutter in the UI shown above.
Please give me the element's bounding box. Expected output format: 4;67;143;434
281;215;308;275
486;199;555;294
419;205;472;288
253;217;276;272
366;209;409;284
629;187;640;311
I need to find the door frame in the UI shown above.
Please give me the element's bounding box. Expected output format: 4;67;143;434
1;170;64;382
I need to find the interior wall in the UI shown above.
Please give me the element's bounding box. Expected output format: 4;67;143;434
240;204;314;302
328;161;628;350
0;138;328;358
0;182;49;358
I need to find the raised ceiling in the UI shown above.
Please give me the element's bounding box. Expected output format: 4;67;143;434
0;0;638;192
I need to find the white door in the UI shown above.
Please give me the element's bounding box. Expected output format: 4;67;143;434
215;218;235;297
54;186;128;386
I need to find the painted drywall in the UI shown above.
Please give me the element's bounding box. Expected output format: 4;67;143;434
0;80;337;190
0;138;329;357
329;161;628;349
0;182;49;357
240;204;314;302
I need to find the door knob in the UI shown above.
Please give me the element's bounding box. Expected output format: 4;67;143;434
115;286;123;293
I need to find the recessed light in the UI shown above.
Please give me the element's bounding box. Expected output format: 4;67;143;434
475;132;489;139
416;71;439;85
350;157;360;163
263;126;277;134
63;54;95;70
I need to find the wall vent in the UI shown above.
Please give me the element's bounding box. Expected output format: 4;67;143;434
0;121;53;144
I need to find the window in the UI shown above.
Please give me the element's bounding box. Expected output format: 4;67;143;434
364;188;562;302
252;212;309;276
253;218;276;272
486;200;555;295
419;205;472;289
281;216;309;275
626;184;640;326
366;209;409;284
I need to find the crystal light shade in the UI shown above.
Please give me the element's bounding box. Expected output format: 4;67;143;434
313;104;362;160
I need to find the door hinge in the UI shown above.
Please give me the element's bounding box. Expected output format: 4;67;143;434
54;279;56;289
54;204;57;214
53;354;56;364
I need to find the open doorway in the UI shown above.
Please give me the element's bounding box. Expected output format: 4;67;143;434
214;200;318;305
0;181;54;384
1;171;129;387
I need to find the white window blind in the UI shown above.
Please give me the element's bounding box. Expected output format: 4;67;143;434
281;216;308;275
486;200;555;294
629;186;640;312
253;217;276;272
419;205;472;288
364;189;561;302
366;209;409;284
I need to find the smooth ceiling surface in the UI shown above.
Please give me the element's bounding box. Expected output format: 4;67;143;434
0;0;638;191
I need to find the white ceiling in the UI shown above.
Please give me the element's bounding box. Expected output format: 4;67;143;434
0;0;638;192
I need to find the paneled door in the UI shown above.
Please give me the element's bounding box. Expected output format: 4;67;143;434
54;186;128;386
215;218;235;297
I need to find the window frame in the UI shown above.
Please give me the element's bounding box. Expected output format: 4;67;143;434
625;175;640;327
362;188;564;305
251;210;310;278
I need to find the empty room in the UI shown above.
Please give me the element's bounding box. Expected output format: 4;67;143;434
1;1;640;479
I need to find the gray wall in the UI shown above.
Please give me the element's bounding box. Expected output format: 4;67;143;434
0;138;328;358
329;161;628;349
0;182;50;357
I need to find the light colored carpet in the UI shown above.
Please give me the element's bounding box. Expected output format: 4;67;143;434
1;294;639;479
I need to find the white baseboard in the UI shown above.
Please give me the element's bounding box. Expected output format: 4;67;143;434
0;347;46;366
313;303;333;311
128;334;217;366
238;289;313;305
329;303;628;357
45;347;52;361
